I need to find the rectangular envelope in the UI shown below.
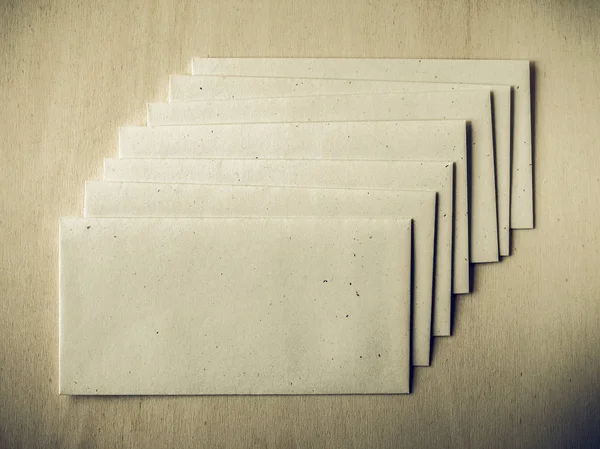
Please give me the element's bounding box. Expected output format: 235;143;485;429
59;217;412;395
84;183;437;364
102;158;455;335
145;90;497;263
191;57;533;230
119;120;471;292
169;76;509;255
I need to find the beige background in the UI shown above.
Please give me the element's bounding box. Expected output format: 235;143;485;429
1;0;599;447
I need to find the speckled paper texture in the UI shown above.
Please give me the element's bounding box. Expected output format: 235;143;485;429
83;183;437;363
145;90;497;263
191;57;532;231
168;75;510;255
102;158;455;336
59;217;412;395
118;120;472;292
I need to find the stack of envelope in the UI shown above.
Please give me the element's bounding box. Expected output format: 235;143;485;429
59;58;533;395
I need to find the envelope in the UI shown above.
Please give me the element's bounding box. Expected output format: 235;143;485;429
145;90;497;264
191;57;533;230
59;217;412;395
102;158;456;335
119;120;472;292
84;183;437;364
168;75;510;256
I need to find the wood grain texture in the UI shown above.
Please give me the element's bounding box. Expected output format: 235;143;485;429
1;0;599;447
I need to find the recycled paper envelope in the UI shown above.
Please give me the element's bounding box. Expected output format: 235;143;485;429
169;75;510;256
146;90;498;263
118;121;470;292
103;158;455;336
59;217;412;395
84;183;436;364
192;57;533;230
118;121;473;293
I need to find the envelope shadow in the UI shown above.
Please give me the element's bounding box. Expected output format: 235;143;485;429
530;61;537;229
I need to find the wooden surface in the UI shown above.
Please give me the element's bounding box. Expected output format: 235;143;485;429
1;0;599;447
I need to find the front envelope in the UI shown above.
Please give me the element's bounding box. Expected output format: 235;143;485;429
59;217;412;395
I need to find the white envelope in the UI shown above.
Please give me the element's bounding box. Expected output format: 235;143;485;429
118;121;475;294
102;158;456;334
145;90;497;264
169;75;511;256
118;121;470;292
169;75;510;256
59;217;412;395
191;57;533;230
84;182;437;364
